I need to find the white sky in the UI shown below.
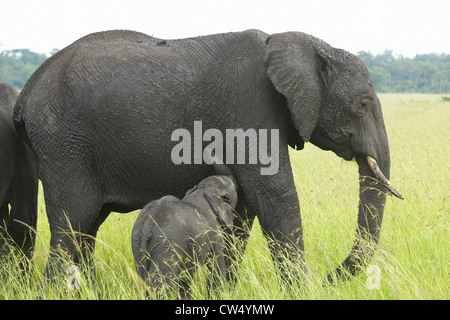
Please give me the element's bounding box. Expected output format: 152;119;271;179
1;0;449;57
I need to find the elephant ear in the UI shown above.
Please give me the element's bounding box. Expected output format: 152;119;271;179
265;32;332;142
204;193;234;229
184;185;197;197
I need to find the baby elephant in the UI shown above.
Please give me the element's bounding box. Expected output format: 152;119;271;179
132;175;237;299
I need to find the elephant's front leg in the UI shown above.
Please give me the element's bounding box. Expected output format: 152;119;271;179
260;201;305;284
236;160;305;283
258;183;304;281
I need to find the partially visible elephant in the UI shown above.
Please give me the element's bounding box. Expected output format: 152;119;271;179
13;29;403;285
0;83;38;271
132;175;237;299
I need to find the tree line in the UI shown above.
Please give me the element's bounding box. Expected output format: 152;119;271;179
1;48;450;93
0;49;50;89
358;50;450;93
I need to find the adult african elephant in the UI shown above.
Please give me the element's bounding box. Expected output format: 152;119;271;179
0;83;38;272
13;29;402;284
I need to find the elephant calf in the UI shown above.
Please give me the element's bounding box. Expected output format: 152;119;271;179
132;175;237;299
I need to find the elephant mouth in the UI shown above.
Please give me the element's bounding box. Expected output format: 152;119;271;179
365;156;404;199
309;128;354;161
336;149;354;161
309;129;403;199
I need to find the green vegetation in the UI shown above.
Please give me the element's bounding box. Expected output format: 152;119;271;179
1;48;450;94
0;94;448;300
0;49;50;90
358;51;450;93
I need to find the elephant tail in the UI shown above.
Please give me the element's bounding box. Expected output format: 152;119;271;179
133;211;170;290
132;222;153;281
12;95;32;148
133;231;170;291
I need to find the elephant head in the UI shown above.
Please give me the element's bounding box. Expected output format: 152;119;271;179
265;32;403;280
184;175;237;230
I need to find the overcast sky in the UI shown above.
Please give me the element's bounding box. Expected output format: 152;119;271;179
1;0;449;57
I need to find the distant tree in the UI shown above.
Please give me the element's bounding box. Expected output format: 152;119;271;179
1;47;450;93
357;51;374;68
0;49;48;90
358;51;450;93
370;66;392;92
375;50;396;66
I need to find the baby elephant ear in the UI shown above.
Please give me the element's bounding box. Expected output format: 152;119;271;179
264;32;332;142
204;193;234;229
184;185;197;197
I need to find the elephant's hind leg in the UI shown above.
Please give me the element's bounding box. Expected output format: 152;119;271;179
40;169;105;286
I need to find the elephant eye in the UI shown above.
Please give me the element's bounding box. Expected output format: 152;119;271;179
355;97;371;116
360;99;369;110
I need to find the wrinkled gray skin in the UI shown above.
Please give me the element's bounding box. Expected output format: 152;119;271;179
0;83;38;272
14;29;400;284
132;175;237;299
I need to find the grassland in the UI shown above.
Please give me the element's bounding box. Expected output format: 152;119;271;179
1;94;448;299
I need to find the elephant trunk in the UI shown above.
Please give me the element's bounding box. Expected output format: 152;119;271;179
328;149;402;283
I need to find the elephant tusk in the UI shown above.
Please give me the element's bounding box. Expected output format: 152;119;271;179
366;156;404;200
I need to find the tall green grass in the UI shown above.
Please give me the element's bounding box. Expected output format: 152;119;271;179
0;94;448;299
